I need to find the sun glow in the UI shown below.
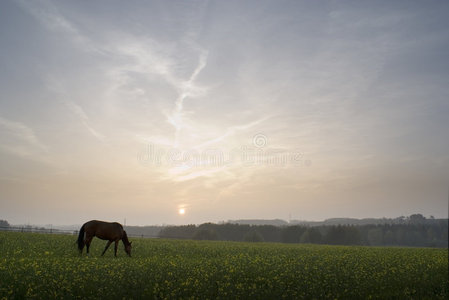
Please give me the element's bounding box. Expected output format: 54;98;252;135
178;208;185;215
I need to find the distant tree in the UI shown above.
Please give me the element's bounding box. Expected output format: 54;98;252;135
383;230;396;245
426;228;438;247
325;226;345;245
244;230;264;242
308;228;323;244
395;227;406;245
395;216;406;224
325;225;361;245
216;223;249;241
409;214;426;224
192;224;219;240
193;228;218;240
367;228;383;246
281;226;306;243
300;230;311;243
256;225;282;243
404;230;425;246
441;226;448;247
0;219;10;228
300;228;322;244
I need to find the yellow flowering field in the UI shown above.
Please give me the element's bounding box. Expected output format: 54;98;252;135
0;231;447;299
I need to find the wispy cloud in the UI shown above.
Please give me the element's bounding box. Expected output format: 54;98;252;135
103;35;212;150
194;117;270;150
168;165;227;182
16;0;104;55
63;100;106;142
0;116;48;158
44;76;106;142
167;50;209;147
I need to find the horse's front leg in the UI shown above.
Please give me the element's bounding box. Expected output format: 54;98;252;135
114;240;119;257
101;240;112;256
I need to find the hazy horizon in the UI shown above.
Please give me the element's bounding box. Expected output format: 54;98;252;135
1;0;449;226
5;213;446;228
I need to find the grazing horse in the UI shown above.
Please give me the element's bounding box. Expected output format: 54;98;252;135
77;220;132;257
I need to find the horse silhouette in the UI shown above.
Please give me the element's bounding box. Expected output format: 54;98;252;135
77;220;132;257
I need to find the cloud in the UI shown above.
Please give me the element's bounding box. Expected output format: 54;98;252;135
101;37;212;150
169;165;228;182
16;0;104;55
18;0;215;150
44;76;106;142
63;100;106;142
0;116;48;158
2;0;447;224
167;50;209;147
193;117;270;150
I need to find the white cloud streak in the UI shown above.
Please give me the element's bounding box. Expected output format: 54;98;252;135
168;50;209;147
44;76;106;142
62;100;106;142
0;116;48;158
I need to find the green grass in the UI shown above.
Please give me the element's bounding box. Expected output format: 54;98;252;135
0;232;447;299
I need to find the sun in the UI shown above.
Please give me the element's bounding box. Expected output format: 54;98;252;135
178;208;185;215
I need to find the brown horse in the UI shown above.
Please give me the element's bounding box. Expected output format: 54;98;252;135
77;220;132;257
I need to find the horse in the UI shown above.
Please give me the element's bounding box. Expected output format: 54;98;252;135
77;220;132;257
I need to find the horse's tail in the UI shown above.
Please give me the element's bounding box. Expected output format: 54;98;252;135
77;224;85;253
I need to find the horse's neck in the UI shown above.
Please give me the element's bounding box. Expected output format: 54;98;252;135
122;231;130;245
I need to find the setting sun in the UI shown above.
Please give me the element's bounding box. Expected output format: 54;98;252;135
178;208;185;215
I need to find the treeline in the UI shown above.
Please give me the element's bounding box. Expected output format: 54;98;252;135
231;214;445;226
0;220;10;228
159;220;448;248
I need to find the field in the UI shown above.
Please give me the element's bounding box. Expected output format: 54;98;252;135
0;232;447;299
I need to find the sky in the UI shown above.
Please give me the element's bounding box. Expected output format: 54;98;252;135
1;0;448;226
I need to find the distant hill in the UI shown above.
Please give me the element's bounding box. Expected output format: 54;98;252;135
289;218;402;226
228;218;396;226
228;219;289;226
230;215;445;227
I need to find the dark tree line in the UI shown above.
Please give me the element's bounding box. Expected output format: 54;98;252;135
0;220;10;228
159;219;448;248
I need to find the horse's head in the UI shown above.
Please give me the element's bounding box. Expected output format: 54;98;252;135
125;242;132;257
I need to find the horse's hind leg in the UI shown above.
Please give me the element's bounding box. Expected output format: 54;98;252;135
101;241;112;256
85;235;93;257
